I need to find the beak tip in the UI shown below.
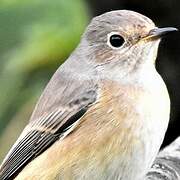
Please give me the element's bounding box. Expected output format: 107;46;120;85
169;27;178;32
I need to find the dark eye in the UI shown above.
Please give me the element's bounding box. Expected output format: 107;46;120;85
109;34;125;48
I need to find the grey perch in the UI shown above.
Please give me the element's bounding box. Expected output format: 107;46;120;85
146;137;180;180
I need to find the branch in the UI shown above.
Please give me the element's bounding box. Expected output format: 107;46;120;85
145;137;180;180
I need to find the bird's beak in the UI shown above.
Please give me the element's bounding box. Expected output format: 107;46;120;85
144;27;178;41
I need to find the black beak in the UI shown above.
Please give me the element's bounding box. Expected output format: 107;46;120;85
148;27;178;39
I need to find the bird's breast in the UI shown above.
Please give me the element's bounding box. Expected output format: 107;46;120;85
82;75;170;180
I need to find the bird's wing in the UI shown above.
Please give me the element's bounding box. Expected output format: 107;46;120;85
0;67;98;180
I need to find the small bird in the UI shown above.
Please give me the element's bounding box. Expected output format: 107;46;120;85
0;10;177;180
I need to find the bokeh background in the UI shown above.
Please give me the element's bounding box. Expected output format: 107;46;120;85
0;0;179;162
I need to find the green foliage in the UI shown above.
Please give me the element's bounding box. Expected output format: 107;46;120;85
0;0;89;160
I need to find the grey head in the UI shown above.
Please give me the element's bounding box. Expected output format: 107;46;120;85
72;10;177;77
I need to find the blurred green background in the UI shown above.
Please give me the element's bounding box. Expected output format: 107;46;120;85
0;0;89;161
0;0;180;163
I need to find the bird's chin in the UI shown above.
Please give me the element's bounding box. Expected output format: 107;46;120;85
145;40;160;64
132;39;160;68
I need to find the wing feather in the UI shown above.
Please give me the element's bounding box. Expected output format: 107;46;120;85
0;90;97;180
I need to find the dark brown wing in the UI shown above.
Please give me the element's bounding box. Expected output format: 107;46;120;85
0;61;98;180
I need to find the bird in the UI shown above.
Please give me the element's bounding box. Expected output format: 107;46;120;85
0;10;177;180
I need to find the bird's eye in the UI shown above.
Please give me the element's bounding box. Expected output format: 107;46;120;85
108;33;125;48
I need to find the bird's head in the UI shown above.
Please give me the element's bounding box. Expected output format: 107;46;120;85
79;10;177;76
